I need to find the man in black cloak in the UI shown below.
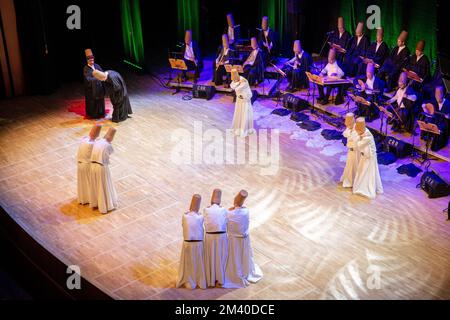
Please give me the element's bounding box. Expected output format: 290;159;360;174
83;49;105;119
92;70;132;123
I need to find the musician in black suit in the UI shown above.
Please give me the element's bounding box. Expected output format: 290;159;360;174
213;34;237;86
385;72;417;133
330;17;351;63
257;16;279;64
430;86;450;116
182;30;203;83
358;27;389;75
344;22;370;77
283;40;313;92
353;63;385;122
243;37;265;86
407;40;431;91
419;103;448;151
378;30;410;91
224;14;241;46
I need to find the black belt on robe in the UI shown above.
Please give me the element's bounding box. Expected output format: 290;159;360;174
91;161;104;166
206;231;226;234
184;240;203;242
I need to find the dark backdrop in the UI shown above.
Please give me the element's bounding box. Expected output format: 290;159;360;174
12;0;444;95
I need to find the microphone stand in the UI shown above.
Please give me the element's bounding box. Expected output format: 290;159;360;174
319;32;333;58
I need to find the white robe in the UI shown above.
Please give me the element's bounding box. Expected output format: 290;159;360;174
176;211;207;290
230;76;255;137
77;137;95;204
353;129;384;199
223;207;263;288
89;139;118;213
340;127;360;188
203;204;228;287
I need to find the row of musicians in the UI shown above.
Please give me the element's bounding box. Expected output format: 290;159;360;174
353;65;449;151
180;14;279;85
329;17;430;92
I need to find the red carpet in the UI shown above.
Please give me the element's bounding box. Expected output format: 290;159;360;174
67;99;112;119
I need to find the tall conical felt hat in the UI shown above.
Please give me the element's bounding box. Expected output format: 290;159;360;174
355;117;366;133
356;22;364;35
85;49;94;59
399;71;408;84
328;48;336;60
345;113;355;128
293;40;301;52
211;189;222;205
416;40;425;52
376;27;384;38
227;13;234;26
89;124;102;140
189;194;202;213
262;16;269;29
367;63;375;74
231;68;240;82
398;30;408;42
104;127;117;143
234;190;248;207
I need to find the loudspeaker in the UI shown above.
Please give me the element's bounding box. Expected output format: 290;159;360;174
283;94;310;113
193;84;216;100
420;171;450;199
383;136;412;158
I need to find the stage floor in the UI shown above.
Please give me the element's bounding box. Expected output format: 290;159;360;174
0;74;449;300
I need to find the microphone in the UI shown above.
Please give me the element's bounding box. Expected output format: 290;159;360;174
326;30;335;35
256;28;263;31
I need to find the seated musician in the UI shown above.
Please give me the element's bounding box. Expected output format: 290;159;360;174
213;34;237;86
224;13;241;46
330;17;351;64
378;30;410;91
358;27;389;75
431;85;450;116
283;40;313;92
385;72;417;133
353;63;385;122
243;37;265;86
419;103;448;151
318;49;345;106
182;30;203;83
344;22;369;77
257;16;279;64
407;40;431;91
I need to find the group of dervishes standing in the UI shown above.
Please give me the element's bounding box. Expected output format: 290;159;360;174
176;189;263;289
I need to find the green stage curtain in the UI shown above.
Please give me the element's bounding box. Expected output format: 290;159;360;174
339;0;437;72
121;0;145;68
177;0;200;42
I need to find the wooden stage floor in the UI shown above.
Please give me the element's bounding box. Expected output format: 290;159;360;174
0;74;449;300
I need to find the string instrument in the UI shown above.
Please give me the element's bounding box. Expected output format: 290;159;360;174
359;56;380;68
328;42;347;54
270;63;287;78
306;72;352;86
374;101;403;124
402;68;424;83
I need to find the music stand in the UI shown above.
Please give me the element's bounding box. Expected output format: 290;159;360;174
417;120;441;163
306;72;324;117
169;58;188;95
